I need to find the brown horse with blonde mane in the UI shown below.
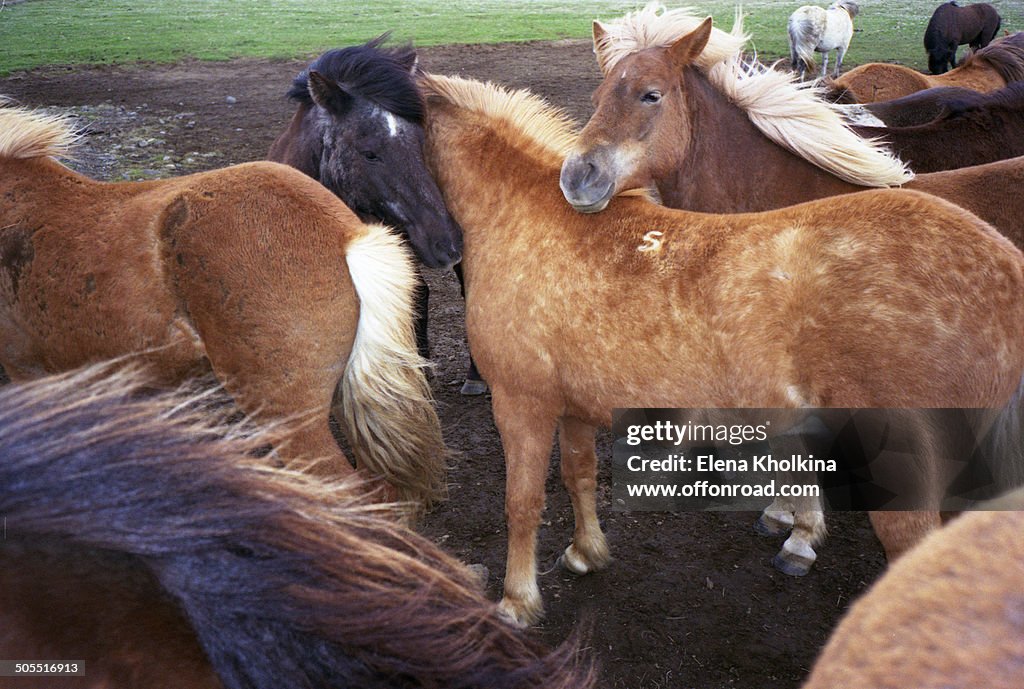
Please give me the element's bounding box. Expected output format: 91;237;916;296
559;5;1023;250
418;71;1024;625
801;488;1024;689
0;103;445;508
833;30;1024;103
0;365;593;689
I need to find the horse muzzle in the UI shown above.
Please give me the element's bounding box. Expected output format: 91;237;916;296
559;153;616;214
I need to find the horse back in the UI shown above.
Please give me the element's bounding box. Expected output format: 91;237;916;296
833;63;933;102
801;492;1024;689
470;191;1022;419
910;156;1024;250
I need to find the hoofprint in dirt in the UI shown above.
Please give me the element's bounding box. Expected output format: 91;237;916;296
0;43;886;689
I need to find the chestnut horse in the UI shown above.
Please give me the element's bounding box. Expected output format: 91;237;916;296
849;81;1024;172
0;103;445;508
419;72;1024;625
924;1;1002;74
269;38;484;395
0;366;594;689
833;30;1024;102
802;488;1024;689
559;6;1024;250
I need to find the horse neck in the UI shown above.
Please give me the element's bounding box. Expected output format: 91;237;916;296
424;103;709;280
267;103;322;180
661;70;861;212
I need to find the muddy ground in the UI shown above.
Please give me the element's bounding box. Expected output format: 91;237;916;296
0;42;886;689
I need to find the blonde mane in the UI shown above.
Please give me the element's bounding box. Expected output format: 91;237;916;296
419;73;578;159
594;3;914;187
0;98;78;160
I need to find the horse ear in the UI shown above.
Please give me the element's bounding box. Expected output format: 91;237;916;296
396;49;420;76
667;17;713;69
307;70;353;114
592;20;607;47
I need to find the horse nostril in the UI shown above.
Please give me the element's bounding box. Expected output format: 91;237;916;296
581;162;600;186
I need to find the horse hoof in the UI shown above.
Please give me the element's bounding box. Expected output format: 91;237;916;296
772;552;813;577
556;550;590;576
497;596;542;628
754;513;792;537
460;379;488;396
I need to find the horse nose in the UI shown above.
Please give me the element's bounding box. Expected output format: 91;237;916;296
433;235;462;266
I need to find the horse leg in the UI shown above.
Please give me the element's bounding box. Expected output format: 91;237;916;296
455;262;487;395
755;496;796;536
834;45;846;78
820;51;829;79
492;387;557;626
868;511;941;562
556;417;611;576
774;494;826;576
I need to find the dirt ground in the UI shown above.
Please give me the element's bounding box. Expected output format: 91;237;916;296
0;42;886;689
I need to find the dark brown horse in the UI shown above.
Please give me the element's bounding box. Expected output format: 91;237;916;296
833;30;1024;102
849;81;1024;172
560;6;1023;251
802;487;1024;689
0;365;594;689
419;71;1024;625
924;1;1002;74
839;84;981;126
267;35;461;270
269;38;484;394
0;103;445;508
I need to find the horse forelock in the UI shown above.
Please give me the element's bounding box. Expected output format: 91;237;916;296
968;32;1024;84
420;73;579;158
593;2;749;75
0;99;79;160
0;364;594;689
288;37;424;123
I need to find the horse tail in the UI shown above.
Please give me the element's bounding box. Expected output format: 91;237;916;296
788;12;818;74
0;366;595;689
340;222;447;510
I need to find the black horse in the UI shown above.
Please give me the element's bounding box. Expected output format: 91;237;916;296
269;37;486;394
924;1;1002;74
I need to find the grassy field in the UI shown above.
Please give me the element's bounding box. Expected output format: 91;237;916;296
1;0;1023;74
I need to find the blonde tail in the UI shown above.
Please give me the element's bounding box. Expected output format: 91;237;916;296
340;223;447;511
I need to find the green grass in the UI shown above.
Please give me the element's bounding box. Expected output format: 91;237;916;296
2;0;1023;74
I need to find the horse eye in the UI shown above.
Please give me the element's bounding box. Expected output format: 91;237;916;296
641;91;662;104
362;151;380;162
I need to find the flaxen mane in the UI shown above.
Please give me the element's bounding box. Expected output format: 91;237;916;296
965;32;1024;83
594;3;913;186
421;73;578;160
0;98;78;159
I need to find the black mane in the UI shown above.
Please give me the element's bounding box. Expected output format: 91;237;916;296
287;35;424;122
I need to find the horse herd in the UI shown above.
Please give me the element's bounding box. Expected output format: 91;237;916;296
2;2;1024;688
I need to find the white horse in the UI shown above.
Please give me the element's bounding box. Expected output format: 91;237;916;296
788;0;860;80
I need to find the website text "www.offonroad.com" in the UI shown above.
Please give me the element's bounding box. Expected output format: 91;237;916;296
625;480;820;499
